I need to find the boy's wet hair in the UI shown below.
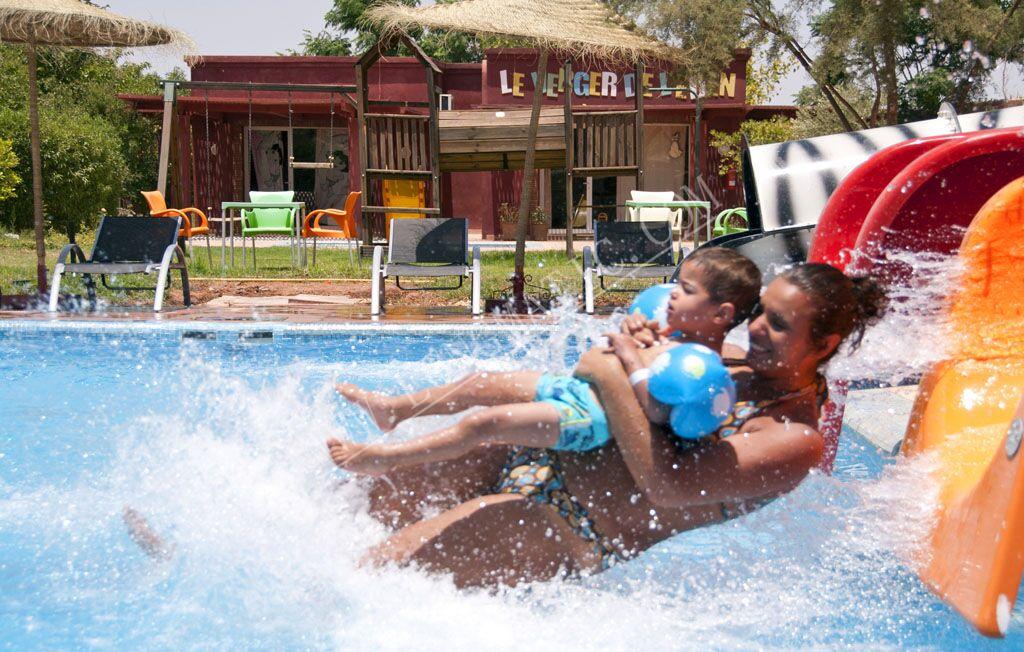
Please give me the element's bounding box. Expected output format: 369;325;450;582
685;248;762;328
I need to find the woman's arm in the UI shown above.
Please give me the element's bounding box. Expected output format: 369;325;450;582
576;350;824;508
605;332;670;424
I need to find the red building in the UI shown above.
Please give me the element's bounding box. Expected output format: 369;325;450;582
122;49;793;238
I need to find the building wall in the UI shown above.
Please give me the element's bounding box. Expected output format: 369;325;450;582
138;49;780;237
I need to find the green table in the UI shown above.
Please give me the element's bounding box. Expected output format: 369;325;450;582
624;199;712;247
218;201;307;268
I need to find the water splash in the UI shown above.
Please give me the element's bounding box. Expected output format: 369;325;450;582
0;316;1014;648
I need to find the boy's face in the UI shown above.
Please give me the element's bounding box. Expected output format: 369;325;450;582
665;262;727;338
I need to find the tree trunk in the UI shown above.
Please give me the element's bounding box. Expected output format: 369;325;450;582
27;43;47;294
880;1;900;125
694;94;703;188
512;49;548;311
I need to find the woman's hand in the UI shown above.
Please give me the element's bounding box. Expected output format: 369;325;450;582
605;331;644;375
620;313;664;348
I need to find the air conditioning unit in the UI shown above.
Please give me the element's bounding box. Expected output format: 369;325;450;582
438;94;454;111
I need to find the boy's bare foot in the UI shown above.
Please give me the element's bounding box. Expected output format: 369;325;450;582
334;383;401;432
326;438;396;476
122;506;174;560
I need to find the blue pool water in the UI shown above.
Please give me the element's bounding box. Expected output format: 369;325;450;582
1;320;1021;650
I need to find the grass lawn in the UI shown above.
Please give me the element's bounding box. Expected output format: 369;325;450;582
1;231;660;307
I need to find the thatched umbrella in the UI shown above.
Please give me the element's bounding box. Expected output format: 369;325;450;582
368;0;674;310
0;0;193;294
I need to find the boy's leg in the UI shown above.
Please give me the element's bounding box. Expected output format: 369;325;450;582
328;401;561;476
336;370;543;431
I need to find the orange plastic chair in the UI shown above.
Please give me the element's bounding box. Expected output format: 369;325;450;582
302;191;361;264
141;190;212;263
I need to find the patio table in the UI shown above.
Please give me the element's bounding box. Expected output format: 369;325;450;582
217;201;307;268
624;199;712;248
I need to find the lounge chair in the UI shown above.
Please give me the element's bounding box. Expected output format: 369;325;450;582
48;215;190;312
140;190;212;263
371;218;481;316
242;190;298;269
302;191;361;265
582;220;677;314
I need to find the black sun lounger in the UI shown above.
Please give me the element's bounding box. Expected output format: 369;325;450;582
582;220;677;314
371;217;481;316
48;215;190;312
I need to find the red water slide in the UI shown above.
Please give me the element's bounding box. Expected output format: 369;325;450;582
809;126;1024;469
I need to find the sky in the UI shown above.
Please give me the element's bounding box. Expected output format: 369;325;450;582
110;0;1020;106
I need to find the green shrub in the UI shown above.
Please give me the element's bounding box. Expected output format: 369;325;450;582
0;137;19;202
0;101;126;241
710;116;794;177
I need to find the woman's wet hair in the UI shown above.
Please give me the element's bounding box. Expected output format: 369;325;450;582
686;248;762;328
778;263;888;359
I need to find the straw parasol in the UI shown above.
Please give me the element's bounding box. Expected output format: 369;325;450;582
0;0;193;294
368;0;677;310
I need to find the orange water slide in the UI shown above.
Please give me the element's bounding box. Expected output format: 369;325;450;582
901;176;1024;637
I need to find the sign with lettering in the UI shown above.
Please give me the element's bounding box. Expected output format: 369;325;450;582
498;69;739;99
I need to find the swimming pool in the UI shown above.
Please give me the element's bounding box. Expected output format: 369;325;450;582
0;319;1020;650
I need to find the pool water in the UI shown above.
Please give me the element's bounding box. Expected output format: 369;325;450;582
0;320;1021;650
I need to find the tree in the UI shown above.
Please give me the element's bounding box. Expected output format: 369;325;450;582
710;115;794;176
297;0;485;62
0;138;19;203
614;0;745;190
0;102;126;242
0;44;163;215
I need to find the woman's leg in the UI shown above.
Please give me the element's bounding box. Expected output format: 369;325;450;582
328;402;560;475
336;371;543;431
364;445;513;529
366;493;604;588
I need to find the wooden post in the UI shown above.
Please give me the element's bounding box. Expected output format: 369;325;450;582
426;68;442;214
512;48;549;309
356;63;371;247
564;59;574;260
26;42;46;293
635;62;645;193
156;81;177;198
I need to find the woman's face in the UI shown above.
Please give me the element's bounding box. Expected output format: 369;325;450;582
746;278;831;380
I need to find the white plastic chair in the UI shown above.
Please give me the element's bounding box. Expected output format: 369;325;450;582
628;190;683;237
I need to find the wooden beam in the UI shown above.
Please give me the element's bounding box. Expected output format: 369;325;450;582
635;62;645;192
564;59;574;258
426;65;442;214
157;82;176;196
362;205;441;214
356;63;372;246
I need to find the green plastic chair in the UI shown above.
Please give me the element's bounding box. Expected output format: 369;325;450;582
242;190;297;268
712;207;749;238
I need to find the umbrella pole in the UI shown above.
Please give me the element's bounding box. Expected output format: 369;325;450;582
26;42;47;294
512;48;548;311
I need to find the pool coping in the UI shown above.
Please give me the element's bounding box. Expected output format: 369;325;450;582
0;317;561;336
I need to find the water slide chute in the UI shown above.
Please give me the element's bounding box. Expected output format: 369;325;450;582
808;133;964;267
899;177;1024;638
742;106;1024;234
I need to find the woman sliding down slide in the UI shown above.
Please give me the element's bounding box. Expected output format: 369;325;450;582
338;263;886;588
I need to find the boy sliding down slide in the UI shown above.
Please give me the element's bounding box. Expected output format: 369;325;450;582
328;248;761;476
